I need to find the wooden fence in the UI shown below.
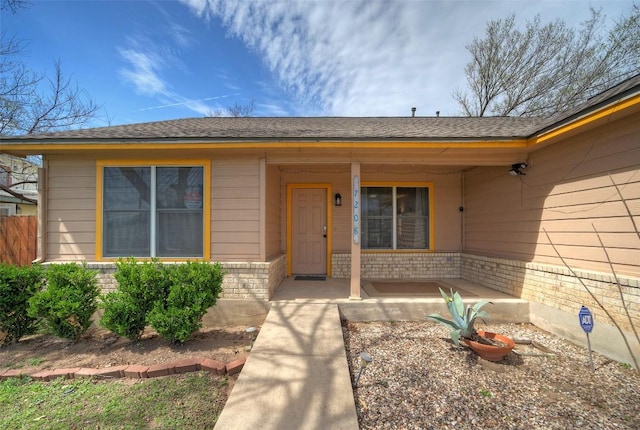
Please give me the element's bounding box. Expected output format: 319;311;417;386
0;215;37;266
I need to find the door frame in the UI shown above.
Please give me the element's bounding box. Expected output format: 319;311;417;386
286;183;333;277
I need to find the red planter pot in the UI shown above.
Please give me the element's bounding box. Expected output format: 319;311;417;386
463;330;515;362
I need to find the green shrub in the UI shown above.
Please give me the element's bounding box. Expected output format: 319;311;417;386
99;257;171;340
0;264;44;344
28;263;99;341
99;292;147;340
147;261;224;344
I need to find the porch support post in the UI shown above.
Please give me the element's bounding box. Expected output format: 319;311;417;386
350;162;361;299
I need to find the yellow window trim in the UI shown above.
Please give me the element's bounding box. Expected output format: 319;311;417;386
286;183;333;277
361;181;435;251
96;159;211;261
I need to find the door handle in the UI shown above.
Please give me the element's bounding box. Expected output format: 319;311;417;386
323;225;327;238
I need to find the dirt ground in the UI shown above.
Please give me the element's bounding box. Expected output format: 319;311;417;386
0;325;251;373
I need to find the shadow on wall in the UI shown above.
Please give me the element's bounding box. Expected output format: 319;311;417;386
462;113;640;366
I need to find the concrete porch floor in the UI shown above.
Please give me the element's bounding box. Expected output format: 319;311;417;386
271;277;530;324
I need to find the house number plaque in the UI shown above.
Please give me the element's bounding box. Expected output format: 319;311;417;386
353;175;360;244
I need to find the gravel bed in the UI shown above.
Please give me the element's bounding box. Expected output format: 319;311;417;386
344;321;640;430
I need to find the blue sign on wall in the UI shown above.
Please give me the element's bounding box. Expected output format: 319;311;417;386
579;305;594;334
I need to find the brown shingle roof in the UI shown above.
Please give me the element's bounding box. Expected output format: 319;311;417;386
536;73;640;134
2;74;639;143
4;116;545;142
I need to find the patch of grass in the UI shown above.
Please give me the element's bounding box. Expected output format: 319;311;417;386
0;372;228;429
619;362;632;370
26;357;43;367
480;388;492;398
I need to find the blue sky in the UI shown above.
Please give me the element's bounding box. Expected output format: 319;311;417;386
2;0;635;126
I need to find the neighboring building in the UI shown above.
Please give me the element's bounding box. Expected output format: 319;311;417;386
1;75;639;361
0;154;38;217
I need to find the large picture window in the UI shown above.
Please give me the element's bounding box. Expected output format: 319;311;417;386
102;165;205;258
361;185;431;250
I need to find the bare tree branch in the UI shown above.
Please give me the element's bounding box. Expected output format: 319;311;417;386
0;0;28;14
455;5;640;117
0;184;37;204
0;0;100;204
543;228;639;370
227;100;255;117
207;100;256;118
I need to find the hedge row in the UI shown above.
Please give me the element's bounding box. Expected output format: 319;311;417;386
0;258;225;345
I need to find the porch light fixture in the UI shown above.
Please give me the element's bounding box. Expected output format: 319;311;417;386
353;351;372;388
509;162;528;176
245;326;257;351
335;193;342;206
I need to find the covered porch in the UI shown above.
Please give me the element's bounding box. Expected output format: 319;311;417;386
270;276;530;324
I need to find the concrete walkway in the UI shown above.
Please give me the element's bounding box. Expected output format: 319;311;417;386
213;302;359;430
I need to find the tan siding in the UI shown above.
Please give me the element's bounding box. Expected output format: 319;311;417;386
46;157;96;261
211;159;261;261
47;209;95;222
464;114;640;276
540;218;638;233
47;243;95;259
433;172;463;251
214;220;260;231
215;186;260;199
48;220;95;233
49;198;95;211
214;199;259;210
212;209;260;221
265;164;281;258
214;232;261;243
48;232;96;243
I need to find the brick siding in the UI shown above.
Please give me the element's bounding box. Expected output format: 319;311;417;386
462;253;640;332
82;254;287;300
331;252;461;279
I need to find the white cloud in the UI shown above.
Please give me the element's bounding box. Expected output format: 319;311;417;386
175;0;494;115
118;47;168;97
118;29;232;117
178;0;629;117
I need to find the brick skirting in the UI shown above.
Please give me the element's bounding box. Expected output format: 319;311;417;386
332;252;461;279
461;253;640;332
80;254;287;300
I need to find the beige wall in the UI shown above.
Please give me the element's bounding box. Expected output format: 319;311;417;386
46;155;97;261
464;113;640;277
265;164;282;258
44;156;265;262
211;158;261;261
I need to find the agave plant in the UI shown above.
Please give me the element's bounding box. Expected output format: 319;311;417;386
426;288;490;347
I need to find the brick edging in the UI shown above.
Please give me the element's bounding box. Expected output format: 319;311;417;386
0;356;246;382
